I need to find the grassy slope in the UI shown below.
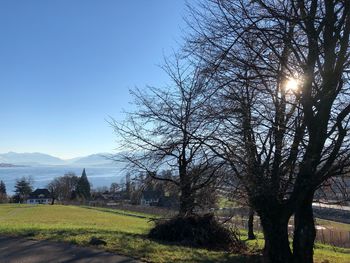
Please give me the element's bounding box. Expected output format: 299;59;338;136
316;218;350;231
0;204;348;263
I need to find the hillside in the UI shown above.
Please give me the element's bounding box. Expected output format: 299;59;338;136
0;163;27;168
0;152;65;166
0;152;114;167
0;204;348;263
69;153;113;166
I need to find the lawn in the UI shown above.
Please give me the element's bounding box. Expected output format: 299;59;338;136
0;204;348;263
316;218;350;231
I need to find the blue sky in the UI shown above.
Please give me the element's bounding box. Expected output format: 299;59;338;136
0;0;187;159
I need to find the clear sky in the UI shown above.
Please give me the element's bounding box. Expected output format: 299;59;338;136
0;0;187;159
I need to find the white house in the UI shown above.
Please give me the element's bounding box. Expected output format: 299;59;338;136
26;188;52;204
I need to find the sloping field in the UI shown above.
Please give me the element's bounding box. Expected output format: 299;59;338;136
0;204;348;263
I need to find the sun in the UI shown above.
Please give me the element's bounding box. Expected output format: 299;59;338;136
285;78;299;92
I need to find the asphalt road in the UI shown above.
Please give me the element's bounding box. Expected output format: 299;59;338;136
0;237;141;263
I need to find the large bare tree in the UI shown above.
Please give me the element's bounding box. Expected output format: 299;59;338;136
112;56;222;216
186;1;350;262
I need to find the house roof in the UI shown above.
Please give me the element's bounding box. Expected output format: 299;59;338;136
142;189;163;200
28;188;51;199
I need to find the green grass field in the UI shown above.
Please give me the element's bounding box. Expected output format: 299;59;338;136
316;218;350;231
0;204;348;263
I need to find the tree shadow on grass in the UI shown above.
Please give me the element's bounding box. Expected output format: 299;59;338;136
115;231;263;263
2;228;263;262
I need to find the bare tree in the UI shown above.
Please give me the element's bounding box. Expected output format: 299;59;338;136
221;177;257;240
110;182;120;193
186;1;350;262
47;173;79;203
112;56;222;216
47;178;60;205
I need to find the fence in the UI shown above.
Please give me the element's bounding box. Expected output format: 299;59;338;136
316;228;350;247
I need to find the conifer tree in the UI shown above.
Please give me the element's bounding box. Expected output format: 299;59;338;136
0;181;6;195
0;180;6;202
14;177;33;203
76;169;91;200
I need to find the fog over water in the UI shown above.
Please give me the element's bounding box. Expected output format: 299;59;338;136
0;166;124;194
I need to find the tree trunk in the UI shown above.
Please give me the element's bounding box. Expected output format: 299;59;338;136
247;207;256;240
293;195;316;263
179;184;195;216
259;211;292;263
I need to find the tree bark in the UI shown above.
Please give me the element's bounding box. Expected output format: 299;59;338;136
259;211;292;263
293;195;316;263
179;184;195;216
247;207;256;240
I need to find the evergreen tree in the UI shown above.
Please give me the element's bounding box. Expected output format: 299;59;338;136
0;181;6;195
0;180;7;202
14;177;33;203
76;169;91;200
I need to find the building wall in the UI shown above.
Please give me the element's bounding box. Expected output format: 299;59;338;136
27;198;50;204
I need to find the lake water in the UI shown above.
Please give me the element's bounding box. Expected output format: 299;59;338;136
0;166;124;194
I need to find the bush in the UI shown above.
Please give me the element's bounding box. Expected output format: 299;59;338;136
148;213;246;252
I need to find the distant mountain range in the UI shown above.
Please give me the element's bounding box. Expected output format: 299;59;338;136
0;163;27;168
0;152;116;167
